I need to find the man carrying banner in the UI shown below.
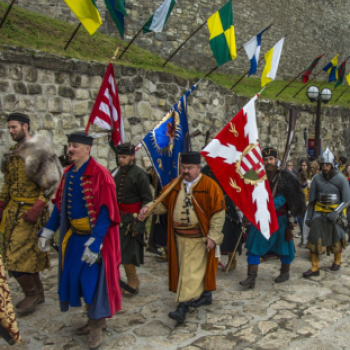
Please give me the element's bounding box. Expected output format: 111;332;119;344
114;142;152;295
0;112;62;314
38;132;122;349
138;151;225;323
241;147;305;288
303;148;350;277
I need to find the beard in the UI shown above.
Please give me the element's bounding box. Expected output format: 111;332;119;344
11;128;26;142
266;164;278;181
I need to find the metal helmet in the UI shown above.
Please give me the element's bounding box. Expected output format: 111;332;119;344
320;147;334;165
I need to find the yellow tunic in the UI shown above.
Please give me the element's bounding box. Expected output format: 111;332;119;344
0;147;49;273
150;175;224;302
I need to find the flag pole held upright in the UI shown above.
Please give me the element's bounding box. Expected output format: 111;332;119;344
0;0;16;31
64;23;82;50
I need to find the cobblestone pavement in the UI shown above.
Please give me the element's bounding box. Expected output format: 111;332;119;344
1;236;350;350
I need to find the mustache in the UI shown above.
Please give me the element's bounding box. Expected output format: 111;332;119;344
68;152;74;156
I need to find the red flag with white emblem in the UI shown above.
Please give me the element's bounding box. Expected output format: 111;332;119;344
88;63;125;146
201;95;278;239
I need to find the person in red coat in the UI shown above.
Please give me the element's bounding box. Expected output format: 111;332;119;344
38;132;122;349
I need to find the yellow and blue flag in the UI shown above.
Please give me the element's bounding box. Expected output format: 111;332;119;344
64;0;102;35
322;54;339;82
142;86;195;188
207;1;236;67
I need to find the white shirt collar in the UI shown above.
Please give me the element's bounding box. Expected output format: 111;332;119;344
183;174;201;193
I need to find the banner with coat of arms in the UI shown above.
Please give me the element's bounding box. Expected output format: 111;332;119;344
142;85;195;188
201;95;278;239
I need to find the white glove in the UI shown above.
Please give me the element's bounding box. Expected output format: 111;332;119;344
81;237;100;266
38;228;55;252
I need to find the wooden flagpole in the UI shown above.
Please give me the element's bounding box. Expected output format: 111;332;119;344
335;85;350;102
64;23;82;50
0;0;16;31
293;68;324;97
231;56;264;89
275;68;305;97
118;27;143;59
162;21;207;67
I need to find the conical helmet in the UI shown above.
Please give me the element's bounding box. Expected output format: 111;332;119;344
320;147;334;165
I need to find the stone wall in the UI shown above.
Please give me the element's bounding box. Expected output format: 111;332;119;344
1;47;350;186
2;0;350;78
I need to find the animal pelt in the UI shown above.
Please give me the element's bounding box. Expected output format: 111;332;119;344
1;135;63;199
277;169;306;217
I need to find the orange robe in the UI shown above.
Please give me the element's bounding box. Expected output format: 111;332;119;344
161;175;225;293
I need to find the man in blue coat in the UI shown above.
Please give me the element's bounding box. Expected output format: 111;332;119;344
240;148;305;288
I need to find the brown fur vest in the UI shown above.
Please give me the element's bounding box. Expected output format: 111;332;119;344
1;135;63;199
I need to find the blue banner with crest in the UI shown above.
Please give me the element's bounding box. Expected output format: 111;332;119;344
142;85;195;188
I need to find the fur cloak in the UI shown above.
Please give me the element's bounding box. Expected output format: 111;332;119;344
277;169;306;217
1;135;62;199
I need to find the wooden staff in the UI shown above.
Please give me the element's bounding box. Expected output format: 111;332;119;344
140;175;183;221
293;68;324;97
0;0;16;31
162;21;207;67
64;23;82;51
225;227;244;275
231;56;264;89
276;68;309;97
336;85;350;102
118;26;143;59
204;45;246;79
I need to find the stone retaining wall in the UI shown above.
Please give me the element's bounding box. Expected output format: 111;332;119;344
2;0;350;79
1;47;350;186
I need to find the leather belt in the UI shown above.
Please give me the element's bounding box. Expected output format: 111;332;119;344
174;222;202;237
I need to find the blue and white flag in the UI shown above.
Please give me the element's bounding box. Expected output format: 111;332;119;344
244;26;269;77
142;85;195;188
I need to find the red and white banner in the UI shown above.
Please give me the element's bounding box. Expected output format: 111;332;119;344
88;63;125;146
201;95;278;239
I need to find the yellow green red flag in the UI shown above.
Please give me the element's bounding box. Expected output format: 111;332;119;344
64;0;102;35
207;1;236;67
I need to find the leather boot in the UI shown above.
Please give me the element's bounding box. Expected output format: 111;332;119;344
224;252;236;272
191;291;212;308
123;264;139;296
168;301;190;323
275;263;290;283
87;318;106;349
15;274;41;313
33;273;45;304
239;264;258;289
331;252;341;271
303;253;320;277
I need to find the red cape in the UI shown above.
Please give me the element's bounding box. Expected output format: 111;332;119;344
54;157;122;316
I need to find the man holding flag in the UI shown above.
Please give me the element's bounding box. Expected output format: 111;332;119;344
138;151;225;324
241;148;305;288
201;95;304;290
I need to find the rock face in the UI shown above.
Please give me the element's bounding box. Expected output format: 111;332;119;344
3;0;350;79
1;47;350;189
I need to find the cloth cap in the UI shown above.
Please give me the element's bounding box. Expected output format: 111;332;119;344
180;151;201;164
262;147;278;158
7;112;30;124
67;132;94;145
117;142;135;155
320;147;334;165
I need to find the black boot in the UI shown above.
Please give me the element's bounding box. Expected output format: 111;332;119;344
239;264;258;289
168;301;190;323
191;291;212;308
275;263;290;283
